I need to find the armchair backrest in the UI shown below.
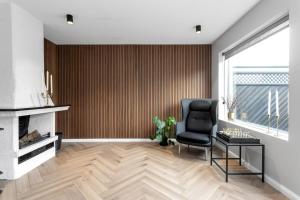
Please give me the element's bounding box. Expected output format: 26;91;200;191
180;99;218;134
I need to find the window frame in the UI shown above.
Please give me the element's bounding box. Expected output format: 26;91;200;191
218;15;290;140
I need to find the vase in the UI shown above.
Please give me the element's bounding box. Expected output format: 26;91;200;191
159;135;169;146
228;112;235;120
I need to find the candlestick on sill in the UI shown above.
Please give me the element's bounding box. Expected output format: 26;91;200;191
267;114;271;134
268;90;271;116
275;90;279;117
275;115;279;137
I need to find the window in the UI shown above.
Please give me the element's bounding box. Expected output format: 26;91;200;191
221;16;289;135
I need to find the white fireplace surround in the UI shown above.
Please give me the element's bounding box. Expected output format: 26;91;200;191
0;106;69;180
0;2;49;109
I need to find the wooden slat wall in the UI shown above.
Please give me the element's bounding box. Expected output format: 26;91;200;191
55;45;211;138
44;39;59;104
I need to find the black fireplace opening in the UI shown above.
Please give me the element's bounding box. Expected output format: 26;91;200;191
19;115;30;139
18;115;52;149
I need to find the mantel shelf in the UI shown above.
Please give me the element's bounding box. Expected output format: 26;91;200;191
0;105;70;117
0;105;70;112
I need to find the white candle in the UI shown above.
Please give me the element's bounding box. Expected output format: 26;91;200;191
46;71;49;91
268;90;271;116
276;90;279;117
50;74;53;95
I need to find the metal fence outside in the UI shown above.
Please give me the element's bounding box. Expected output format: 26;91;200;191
233;71;289;132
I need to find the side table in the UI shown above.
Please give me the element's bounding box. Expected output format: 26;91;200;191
210;135;265;182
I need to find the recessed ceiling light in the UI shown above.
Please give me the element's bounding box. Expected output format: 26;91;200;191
196;25;201;34
66;14;73;25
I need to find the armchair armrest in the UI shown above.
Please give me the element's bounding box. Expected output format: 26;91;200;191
210;124;218;143
212;124;217;137
176;121;185;136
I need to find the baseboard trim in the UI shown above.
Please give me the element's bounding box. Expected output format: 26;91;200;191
215;143;300;200
62;138;157;143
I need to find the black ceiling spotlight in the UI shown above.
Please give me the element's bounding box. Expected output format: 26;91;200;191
66;14;73;24
196;25;201;34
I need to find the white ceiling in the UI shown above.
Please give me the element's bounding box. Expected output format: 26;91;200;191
9;0;260;44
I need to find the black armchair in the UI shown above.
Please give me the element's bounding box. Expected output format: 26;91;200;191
176;99;218;160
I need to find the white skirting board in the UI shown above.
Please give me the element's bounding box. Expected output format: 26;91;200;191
215;143;300;200
62;138;157;143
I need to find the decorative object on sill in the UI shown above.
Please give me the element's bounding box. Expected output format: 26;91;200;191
275;89;280;136
228;112;235;120
239;97;247;121
150;116;176;146
223;96;237;120
42;70;54;106
240;112;247;121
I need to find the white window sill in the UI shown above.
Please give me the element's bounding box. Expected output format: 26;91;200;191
219;118;289;141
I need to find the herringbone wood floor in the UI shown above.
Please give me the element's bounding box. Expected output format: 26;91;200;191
0;143;287;200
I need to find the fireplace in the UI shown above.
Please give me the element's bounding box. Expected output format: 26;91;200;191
0;106;70;179
18;116;51;149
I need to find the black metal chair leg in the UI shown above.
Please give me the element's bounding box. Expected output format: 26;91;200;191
210;142;213;165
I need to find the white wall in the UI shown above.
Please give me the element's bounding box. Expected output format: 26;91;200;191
0;2;46;109
0;4;15;108
11;4;45;108
212;0;300;199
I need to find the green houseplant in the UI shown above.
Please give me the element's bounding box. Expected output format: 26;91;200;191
151;116;176;146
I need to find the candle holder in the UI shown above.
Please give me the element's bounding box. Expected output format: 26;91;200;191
267;114;271;134
41;91;53;106
275;115;279;137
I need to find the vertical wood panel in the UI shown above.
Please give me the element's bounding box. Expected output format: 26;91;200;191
52;45;211;138
44;39;58;104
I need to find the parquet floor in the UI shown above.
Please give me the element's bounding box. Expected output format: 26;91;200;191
0;143;287;200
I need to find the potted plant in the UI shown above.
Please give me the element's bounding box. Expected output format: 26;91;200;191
224;96;237;120
151;116;176;146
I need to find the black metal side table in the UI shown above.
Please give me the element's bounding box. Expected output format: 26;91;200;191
210;135;265;182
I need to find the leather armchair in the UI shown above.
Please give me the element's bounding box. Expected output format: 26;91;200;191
176;99;218;160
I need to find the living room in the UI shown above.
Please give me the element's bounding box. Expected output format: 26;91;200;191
0;0;299;199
